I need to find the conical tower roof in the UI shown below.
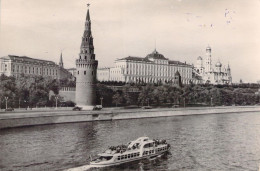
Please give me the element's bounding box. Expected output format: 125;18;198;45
59;52;64;68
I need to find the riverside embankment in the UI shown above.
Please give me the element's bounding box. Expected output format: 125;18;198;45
0;106;260;129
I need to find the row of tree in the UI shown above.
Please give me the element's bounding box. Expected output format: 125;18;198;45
0;74;259;108
96;83;260;107
0;74;72;109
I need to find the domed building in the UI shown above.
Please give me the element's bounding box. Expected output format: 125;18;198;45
194;46;232;84
97;49;194;85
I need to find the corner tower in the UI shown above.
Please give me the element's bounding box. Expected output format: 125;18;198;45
75;4;98;110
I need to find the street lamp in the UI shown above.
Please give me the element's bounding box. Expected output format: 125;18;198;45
55;96;58;109
184;97;186;108
19;98;21;109
147;98;150;106
100;97;103;106
4;97;8;109
211;97;213;107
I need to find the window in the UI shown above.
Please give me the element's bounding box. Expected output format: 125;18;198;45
84;71;86;75
78;71;79;75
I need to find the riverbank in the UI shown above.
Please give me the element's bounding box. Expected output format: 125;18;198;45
0;106;260;129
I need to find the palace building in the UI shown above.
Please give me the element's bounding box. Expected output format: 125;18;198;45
0;53;72;80
98;49;194;85
194;46;232;84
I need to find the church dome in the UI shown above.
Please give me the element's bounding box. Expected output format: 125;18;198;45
206;45;211;50
146;49;166;60
215;61;222;67
197;56;202;60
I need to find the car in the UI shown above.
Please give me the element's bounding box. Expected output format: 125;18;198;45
93;105;102;110
5;108;14;111
142;106;152;109
172;105;179;108
72;106;82;111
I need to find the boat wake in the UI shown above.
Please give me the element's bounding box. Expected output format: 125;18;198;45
64;164;93;171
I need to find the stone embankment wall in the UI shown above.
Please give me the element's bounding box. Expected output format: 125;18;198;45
0;106;259;129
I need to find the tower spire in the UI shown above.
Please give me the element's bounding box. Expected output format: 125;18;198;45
59;52;64;68
86;3;90;21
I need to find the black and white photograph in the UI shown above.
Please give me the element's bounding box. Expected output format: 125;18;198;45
0;0;260;170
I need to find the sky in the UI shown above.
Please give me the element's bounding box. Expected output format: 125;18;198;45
0;0;259;83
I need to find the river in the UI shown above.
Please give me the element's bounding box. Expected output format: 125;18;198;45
0;112;260;171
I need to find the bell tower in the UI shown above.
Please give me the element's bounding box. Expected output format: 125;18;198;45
205;46;212;73
75;4;98;110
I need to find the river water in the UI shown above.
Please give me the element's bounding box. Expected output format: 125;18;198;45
0;112;260;171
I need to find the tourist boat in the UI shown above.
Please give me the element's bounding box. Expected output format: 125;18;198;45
89;137;171;167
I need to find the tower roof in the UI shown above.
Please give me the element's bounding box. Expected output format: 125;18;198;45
59;52;64;68
206;45;211;50
197;56;202;60
175;70;180;76
86;9;90;21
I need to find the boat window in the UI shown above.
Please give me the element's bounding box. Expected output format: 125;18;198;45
99;156;113;161
144;143;152;148
128;154;130;158
124;155;127;158
118;156;120;160
137;152;140;156
121;156;124;159
131;153;134;157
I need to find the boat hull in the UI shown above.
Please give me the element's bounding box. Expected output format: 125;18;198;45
90;151;168;167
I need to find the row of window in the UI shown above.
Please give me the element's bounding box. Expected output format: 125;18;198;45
78;71;95;76
1;63;58;76
143;150;154;156
117;152;140;160
157;146;167;152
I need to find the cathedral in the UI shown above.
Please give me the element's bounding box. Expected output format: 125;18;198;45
194;46;232;84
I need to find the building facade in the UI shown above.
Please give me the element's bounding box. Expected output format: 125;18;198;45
0;54;72;80
194;46;232;84
75;6;98;109
97;49;194;84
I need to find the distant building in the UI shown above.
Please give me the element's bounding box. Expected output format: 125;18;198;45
97;49;195;84
67;68;77;80
0;53;72;80
194;46;232;84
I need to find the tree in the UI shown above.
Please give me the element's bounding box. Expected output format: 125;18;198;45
112;92;123;107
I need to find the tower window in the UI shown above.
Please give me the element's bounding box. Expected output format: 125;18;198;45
84;71;86;75
78;71;79;75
